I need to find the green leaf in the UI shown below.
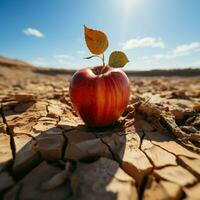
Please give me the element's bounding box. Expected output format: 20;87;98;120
109;51;129;68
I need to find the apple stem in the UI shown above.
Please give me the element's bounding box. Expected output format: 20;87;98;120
102;53;105;67
100;54;107;74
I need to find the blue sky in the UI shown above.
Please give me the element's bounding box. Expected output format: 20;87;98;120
0;0;200;70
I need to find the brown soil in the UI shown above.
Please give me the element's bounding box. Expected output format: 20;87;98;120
0;57;200;200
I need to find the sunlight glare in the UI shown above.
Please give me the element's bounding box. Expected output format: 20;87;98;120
118;0;140;38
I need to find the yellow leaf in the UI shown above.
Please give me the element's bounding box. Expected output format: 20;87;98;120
109;51;129;68
84;25;108;55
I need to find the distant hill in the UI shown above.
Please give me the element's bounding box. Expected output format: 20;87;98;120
125;68;200;77
0;55;200;76
33;67;200;77
0;56;33;68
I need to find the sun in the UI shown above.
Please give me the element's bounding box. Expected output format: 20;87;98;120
122;0;140;9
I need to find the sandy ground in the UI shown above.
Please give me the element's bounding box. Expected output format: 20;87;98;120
0;61;200;200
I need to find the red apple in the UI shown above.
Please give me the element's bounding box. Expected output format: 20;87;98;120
69;66;130;127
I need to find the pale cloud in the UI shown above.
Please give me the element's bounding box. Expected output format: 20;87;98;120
32;57;48;66
55;54;74;59
121;37;165;50
152;42;200;60
77;50;85;55
23;27;44;38
55;54;74;66
129;41;200;70
31;55;74;68
191;60;200;66
173;42;200;54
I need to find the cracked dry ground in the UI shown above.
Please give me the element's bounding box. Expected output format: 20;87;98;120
0;66;200;200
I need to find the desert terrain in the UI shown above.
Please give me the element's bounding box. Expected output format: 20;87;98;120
0;56;200;199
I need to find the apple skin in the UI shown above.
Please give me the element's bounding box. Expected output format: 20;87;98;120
69;66;130;127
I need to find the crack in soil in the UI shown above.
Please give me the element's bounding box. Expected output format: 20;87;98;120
137;101;200;154
1;98;199;199
144;130;200;186
61;131;68;161
100;137;117;160
1;104;16;160
138;130;145;150
177;156;200;181
139;133;155;170
138;175;148;200
93;132;117;161
136;130;156;199
45;102;49;114
140;131;177;169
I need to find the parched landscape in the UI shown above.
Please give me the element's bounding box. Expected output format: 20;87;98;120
0;56;200;200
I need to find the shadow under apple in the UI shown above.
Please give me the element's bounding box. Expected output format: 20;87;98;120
2;122;128;200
